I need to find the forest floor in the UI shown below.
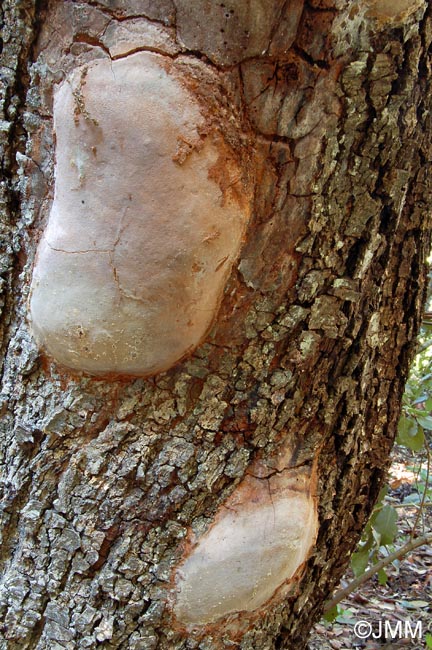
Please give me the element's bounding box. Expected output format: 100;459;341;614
309;446;432;650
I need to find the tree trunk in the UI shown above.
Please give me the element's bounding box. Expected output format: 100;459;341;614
1;1;431;649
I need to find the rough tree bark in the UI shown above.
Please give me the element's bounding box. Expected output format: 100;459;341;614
1;1;431;649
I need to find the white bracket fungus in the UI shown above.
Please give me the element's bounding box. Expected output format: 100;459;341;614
173;467;317;626
29;52;249;376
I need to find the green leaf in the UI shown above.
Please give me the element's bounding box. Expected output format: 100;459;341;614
416;414;432;431
397;418;425;451
323;605;339;623
351;549;370;577
398;415;414;436
335;609;356;625
425;632;432;648
377;567;388;585
371;526;382;547
372;505;398;545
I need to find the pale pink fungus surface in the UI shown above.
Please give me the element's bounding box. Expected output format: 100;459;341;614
174;468;317;625
30;52;249;376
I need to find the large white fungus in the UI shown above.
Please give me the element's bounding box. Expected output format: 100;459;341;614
174;469;317;626
29;52;249;376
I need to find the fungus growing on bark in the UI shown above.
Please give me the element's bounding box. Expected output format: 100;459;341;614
173;468;317;626
29;52;249;376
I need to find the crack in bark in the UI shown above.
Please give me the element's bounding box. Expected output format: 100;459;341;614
45;242;113;255
82;1;176;28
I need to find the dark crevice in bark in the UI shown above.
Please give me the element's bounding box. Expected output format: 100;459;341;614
2;0;47;216
292;43;330;70
304;1;337;14
0;0;47;372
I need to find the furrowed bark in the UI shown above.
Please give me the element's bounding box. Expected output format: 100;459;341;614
1;2;431;649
